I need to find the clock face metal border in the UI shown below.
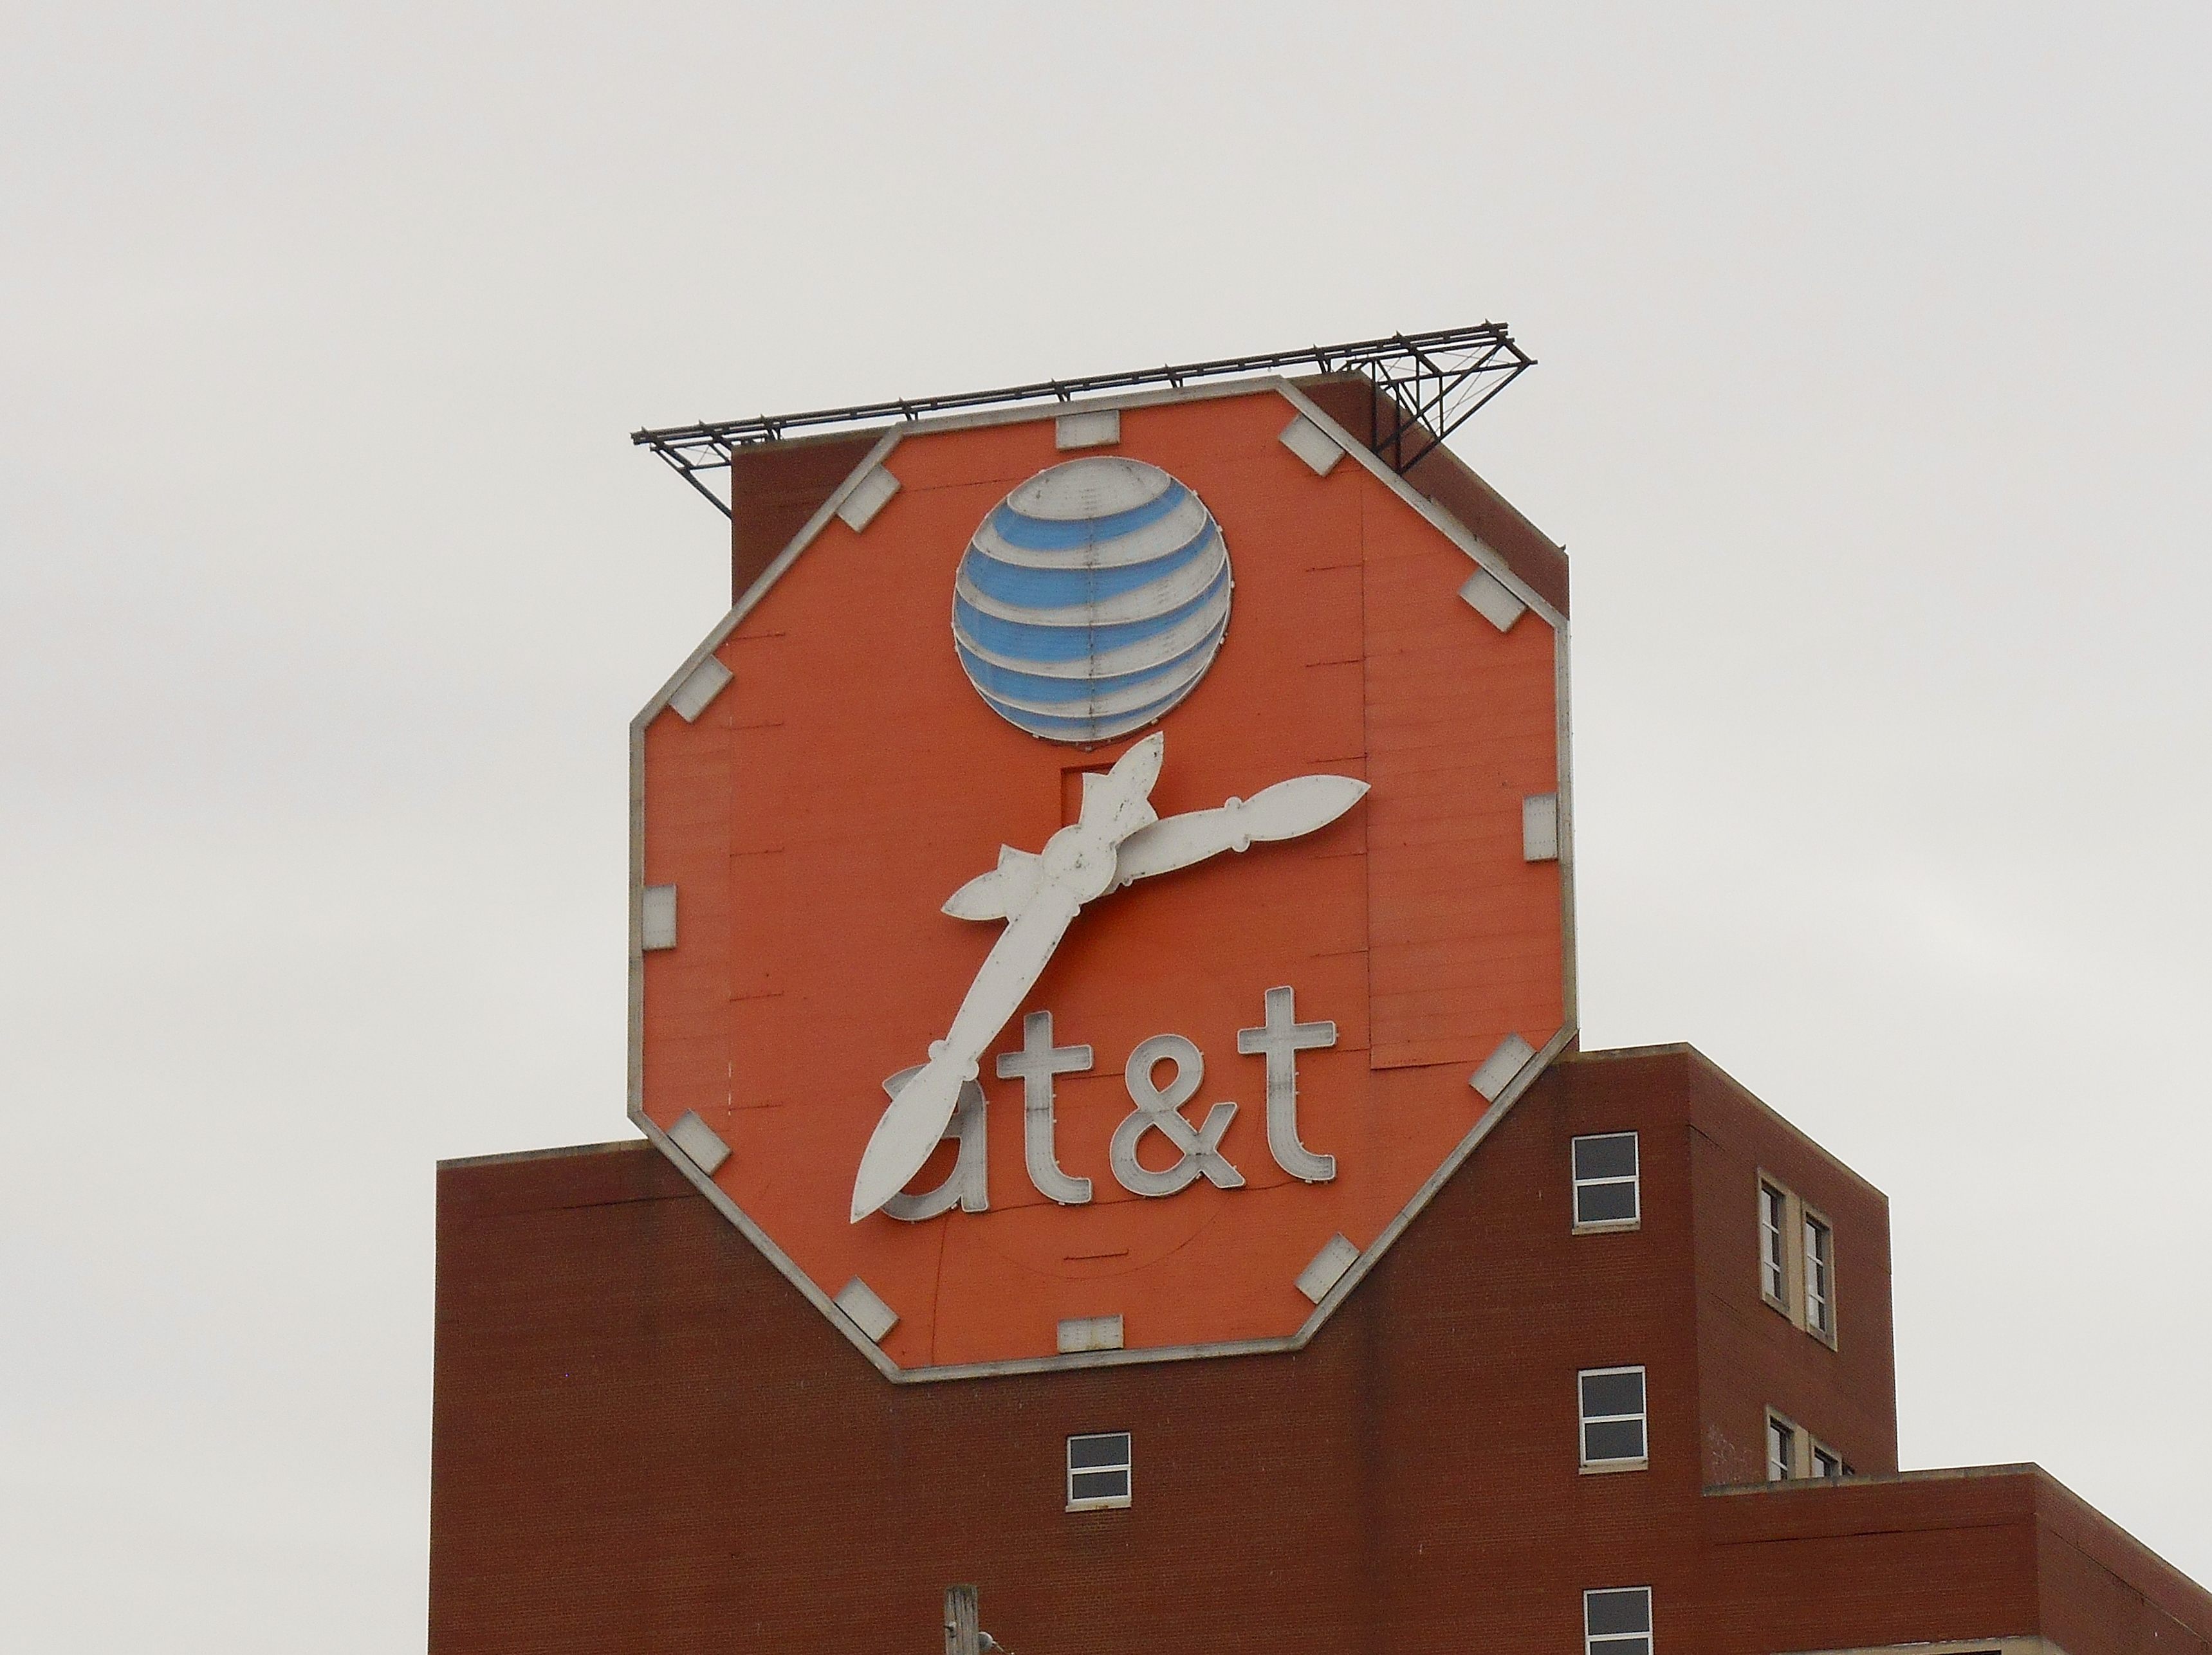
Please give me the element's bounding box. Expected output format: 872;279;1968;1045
629;378;1576;1381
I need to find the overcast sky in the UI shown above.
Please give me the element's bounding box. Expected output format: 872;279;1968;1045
6;4;2209;1648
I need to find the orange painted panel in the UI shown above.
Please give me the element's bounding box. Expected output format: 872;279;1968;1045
637;389;1568;1370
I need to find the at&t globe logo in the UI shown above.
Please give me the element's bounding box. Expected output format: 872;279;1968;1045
952;457;1232;744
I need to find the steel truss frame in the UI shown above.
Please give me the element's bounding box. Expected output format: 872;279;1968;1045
630;324;1534;518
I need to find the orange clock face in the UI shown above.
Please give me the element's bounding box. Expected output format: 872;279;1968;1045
633;385;1571;1375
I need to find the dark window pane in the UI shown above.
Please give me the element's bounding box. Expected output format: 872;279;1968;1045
1583;1419;1647;1462
1577;1182;1639;1223
1068;1433;1129;1470
1593;1638;1650;1655
1574;1133;1638;1180
1069;1468;1129;1502
1585;1587;1652;1634
1580;1370;1646;1418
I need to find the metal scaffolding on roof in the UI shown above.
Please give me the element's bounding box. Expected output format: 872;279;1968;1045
630;324;1535;518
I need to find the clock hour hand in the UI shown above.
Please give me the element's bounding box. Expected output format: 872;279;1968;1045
851;734;1165;1221
1111;773;1368;889
942;845;1041;922
943;774;1368;923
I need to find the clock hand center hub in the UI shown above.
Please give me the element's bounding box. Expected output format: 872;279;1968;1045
1038;820;1120;904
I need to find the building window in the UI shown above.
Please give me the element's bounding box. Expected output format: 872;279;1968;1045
1765;1408;1852;1482
1765;1412;1797;1482
1578;1367;1648;1471
1759;1182;1788;1306
1065;1432;1131;1510
1584;1586;1653;1655
1759;1174;1838;1346
1804;1212;1834;1338
1572;1132;1640;1230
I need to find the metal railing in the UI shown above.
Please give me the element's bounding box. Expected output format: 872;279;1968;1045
631;324;1533;518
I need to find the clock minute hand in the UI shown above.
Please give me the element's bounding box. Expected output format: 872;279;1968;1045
850;734;1165;1221
849;887;1084;1220
1111;773;1369;889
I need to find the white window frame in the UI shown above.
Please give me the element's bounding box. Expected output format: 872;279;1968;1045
1764;1407;1852;1482
1758;1173;1839;1348
1583;1585;1653;1654
1765;1409;1799;1482
1803;1208;1835;1342
1065;1431;1132;1512
1577;1366;1648;1474
1759;1181;1789;1309
1571;1131;1641;1233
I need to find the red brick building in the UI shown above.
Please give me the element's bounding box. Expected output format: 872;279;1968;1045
430;339;2212;1654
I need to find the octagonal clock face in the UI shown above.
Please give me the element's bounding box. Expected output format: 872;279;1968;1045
632;384;1572;1376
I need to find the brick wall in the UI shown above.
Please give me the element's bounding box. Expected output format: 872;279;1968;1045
727;430;881;601
429;1047;2207;1654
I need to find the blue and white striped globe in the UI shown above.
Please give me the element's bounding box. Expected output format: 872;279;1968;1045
952;457;1232;744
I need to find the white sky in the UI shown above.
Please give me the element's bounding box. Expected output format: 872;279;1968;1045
5;4;2209;1647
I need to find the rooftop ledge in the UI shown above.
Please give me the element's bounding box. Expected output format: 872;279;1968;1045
1702;1461;2212;1641
1706;1461;2043;1497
